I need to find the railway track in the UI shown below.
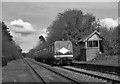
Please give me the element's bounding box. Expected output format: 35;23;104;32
25;58;120;83
24;58;47;84
27;58;112;82
60;66;120;83
24;58;80;83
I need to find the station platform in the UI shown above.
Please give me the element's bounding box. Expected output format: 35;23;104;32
2;59;38;83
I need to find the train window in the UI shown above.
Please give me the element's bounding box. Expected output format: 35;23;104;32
51;45;52;52
49;46;50;52
48;45;52;52
51;45;53;52
48;47;49;52
52;44;54;52
43;48;46;50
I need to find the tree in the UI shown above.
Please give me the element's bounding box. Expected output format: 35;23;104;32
98;25;120;55
112;25;120;55
2;22;22;60
118;25;120;54
2;22;13;41
46;9;96;44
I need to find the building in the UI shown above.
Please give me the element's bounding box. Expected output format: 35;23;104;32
77;30;103;61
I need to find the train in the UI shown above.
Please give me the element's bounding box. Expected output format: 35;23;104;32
34;40;73;65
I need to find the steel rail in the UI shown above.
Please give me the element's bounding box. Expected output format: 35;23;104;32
72;63;119;76
24;59;47;84
60;66;120;83
28;59;81;84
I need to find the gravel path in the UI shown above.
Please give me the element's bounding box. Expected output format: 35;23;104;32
64;66;119;81
2;59;38;82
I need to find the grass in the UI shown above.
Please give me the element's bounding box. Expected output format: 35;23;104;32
87;54;120;66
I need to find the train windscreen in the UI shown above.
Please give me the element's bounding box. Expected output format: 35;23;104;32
54;41;73;55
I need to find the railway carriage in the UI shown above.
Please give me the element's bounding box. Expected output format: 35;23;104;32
34;40;73;65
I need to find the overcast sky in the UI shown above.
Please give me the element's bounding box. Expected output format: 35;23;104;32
2;2;118;52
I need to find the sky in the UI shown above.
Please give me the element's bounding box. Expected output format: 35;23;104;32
2;1;119;52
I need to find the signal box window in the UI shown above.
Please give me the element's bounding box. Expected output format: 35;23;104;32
93;41;98;47
87;41;98;48
87;41;92;47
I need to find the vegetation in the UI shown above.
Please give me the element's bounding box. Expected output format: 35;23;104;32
99;25;120;55
27;9;119;59
2;22;22;61
46;9;96;43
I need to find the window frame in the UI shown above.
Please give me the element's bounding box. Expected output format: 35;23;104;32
86;40;99;48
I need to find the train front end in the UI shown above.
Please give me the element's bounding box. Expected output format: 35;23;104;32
54;41;73;65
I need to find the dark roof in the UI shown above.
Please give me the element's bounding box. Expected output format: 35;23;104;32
78;30;103;43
